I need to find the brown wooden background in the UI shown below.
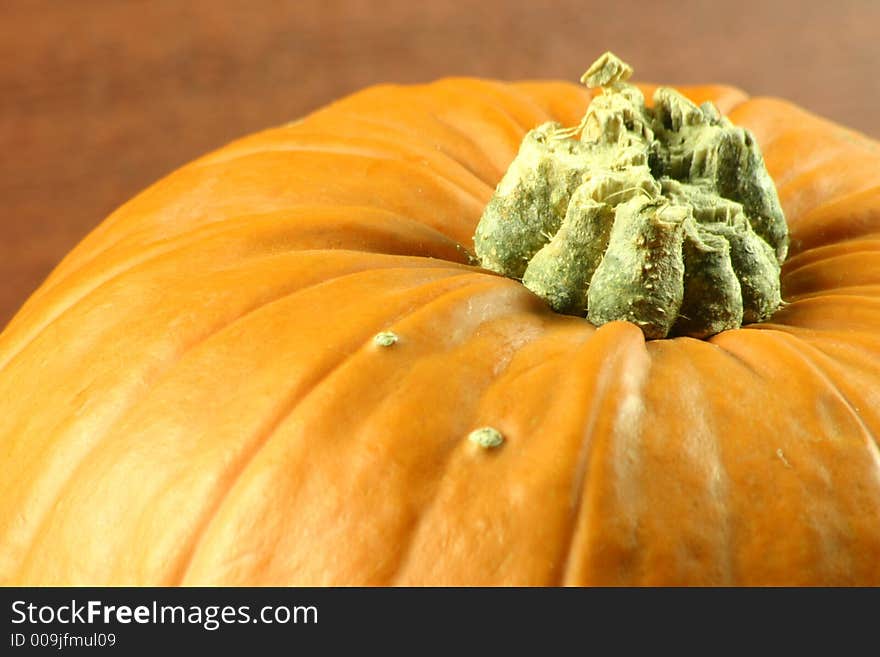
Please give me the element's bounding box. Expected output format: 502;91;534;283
3;0;879;329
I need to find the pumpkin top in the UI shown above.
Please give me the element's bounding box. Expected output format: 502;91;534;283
3;63;879;587
473;52;788;339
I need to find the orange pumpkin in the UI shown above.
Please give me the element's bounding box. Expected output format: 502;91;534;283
1;76;879;586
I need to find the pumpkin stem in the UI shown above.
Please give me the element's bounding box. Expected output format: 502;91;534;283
473;52;788;339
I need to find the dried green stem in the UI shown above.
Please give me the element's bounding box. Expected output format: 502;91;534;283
474;52;787;339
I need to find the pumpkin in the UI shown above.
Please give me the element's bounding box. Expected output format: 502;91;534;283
1;71;879;586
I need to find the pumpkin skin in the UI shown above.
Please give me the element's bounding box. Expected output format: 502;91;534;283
1;77;879;587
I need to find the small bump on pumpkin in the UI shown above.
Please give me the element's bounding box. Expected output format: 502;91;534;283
373;331;399;347
467;426;505;449
776;448;793;468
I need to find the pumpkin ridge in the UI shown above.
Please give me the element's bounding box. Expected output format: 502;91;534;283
795;244;880;274
0;222;257;373
559;324;656;584
330;111;502;187
426;109;510;185
558;325;651;585
775;142;864;191
11;269;495;585
33;136;486;290
1;209;474;380
141;149;487;242
430;77;560;136
305;282;554;585
783;252;880;299
1;132;493;361
713;328;880;583
783;237;880;272
374;80;544;172
778;158;880;222
726;97;824;155
4;265;484;583
188;134;492;205
176;275;511;585
653;340;739;584
510;80;596;127
791;186;880;254
784;286;880;302
760;294;880;334
784;332;880;445
708;335;765;378
389;311;583;585
387;396;506;583
788;339;880;460
1;209;340;346
761;332;880;581
21;202;471;327
0;205;472;377
578;337;743;584
749;128;851;188
478;79;562;128
700;339;767;583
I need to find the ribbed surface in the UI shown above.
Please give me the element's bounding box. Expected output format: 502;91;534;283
1;79;878;585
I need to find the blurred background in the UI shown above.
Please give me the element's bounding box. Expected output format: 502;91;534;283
3;0;879;328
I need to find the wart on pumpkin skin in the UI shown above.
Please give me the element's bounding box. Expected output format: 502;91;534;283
373;331;399;347
473;51;788;340
776;448;792;468
468;426;505;449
